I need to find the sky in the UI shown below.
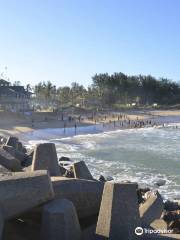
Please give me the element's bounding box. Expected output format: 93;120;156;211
0;0;180;87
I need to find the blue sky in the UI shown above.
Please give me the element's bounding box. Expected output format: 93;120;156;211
0;0;180;87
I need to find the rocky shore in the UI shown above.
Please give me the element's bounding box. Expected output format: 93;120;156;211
0;135;179;239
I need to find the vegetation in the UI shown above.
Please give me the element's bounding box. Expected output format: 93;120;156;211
31;72;180;109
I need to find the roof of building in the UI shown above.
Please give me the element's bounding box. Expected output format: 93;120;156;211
0;79;10;85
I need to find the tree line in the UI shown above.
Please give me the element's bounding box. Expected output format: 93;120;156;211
31;72;180;109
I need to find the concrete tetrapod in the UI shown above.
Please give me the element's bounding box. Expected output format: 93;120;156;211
51;177;104;219
31;143;62;176
96;182;141;240
0;170;54;220
40;199;81;240
73;161;94;180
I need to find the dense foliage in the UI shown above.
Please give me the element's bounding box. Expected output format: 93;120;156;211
32;73;180;108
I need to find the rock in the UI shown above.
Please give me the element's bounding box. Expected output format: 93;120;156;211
51;177;104;219
6;136;18;149
96;182;140;240
2;145;26;163
139;191;164;227
0;170;54;219
0;148;22;171
59;156;71;162
31;143;62;176
154;179;166;187
40;199;81;240
73;161;94;180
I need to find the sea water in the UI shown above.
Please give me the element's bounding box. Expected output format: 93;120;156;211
21;122;180;200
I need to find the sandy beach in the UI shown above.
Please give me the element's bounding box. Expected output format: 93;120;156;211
0;109;180;137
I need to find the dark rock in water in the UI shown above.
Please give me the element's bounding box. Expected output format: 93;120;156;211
105;176;114;181
154;179;166;187
59;156;71;162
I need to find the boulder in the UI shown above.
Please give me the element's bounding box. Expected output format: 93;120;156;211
51;177;104;219
2;145;26;163
0;148;22;171
96;182;140;240
59;156;71;162
154;179;166;187
139;191;164;227
31;143;61;176
40;199;81;240
6;136;18;149
73;161;94;180
0;170;54;219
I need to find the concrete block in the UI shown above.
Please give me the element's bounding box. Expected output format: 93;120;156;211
0;165;9;173
51;177;104;219
0;170;54;219
17;141;23;152
150;219;168;230
40;199;81;240
139;191;164;226
0;148;22;171
6;136;18;149
31;143;61;176
96;182;140;240
0;210;4;240
73;161;94;180
2;145;26;163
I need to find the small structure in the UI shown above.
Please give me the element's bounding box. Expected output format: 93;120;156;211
0;79;32;112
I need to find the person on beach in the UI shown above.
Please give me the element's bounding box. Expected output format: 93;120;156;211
64;122;66;132
74;123;77;134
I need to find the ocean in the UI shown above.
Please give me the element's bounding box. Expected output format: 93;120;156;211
21;119;180;201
